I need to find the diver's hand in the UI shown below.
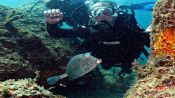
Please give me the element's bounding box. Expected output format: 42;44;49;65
44;9;63;24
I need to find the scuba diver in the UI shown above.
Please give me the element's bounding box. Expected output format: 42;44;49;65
31;0;154;28
41;0;154;27
44;1;150;77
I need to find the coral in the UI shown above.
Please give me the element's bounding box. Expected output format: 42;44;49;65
151;0;175;58
153;28;175;58
125;0;175;97
125;59;175;98
0;78;65;98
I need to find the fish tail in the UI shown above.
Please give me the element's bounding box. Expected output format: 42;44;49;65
47;73;68;85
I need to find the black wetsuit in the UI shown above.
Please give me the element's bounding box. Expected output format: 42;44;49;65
47;14;150;74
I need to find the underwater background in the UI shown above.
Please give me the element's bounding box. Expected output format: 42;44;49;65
0;0;156;63
0;0;156;29
0;0;158;98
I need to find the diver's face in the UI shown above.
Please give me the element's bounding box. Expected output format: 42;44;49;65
92;8;114;24
95;11;113;24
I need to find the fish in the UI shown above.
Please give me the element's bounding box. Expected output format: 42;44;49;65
47;52;102;85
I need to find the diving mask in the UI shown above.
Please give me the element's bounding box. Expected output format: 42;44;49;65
91;7;114;17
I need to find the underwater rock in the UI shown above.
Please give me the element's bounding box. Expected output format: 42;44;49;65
0;40;35;80
151;0;175;58
0;4;77;87
0;78;66;98
125;0;175;97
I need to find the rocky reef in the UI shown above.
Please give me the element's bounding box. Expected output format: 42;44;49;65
0;77;65;98
0;2;79;97
125;0;175;97
0;3;77;81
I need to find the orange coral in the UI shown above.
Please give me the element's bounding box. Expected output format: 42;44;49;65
153;28;175;59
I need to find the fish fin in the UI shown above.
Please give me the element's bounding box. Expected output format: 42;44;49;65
47;73;68;85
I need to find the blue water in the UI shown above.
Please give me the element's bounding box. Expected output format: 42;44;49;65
0;0;34;8
114;0;156;29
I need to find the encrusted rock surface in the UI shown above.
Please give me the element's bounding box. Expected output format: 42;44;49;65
0;4;76;86
0;78;66;98
125;0;175;97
